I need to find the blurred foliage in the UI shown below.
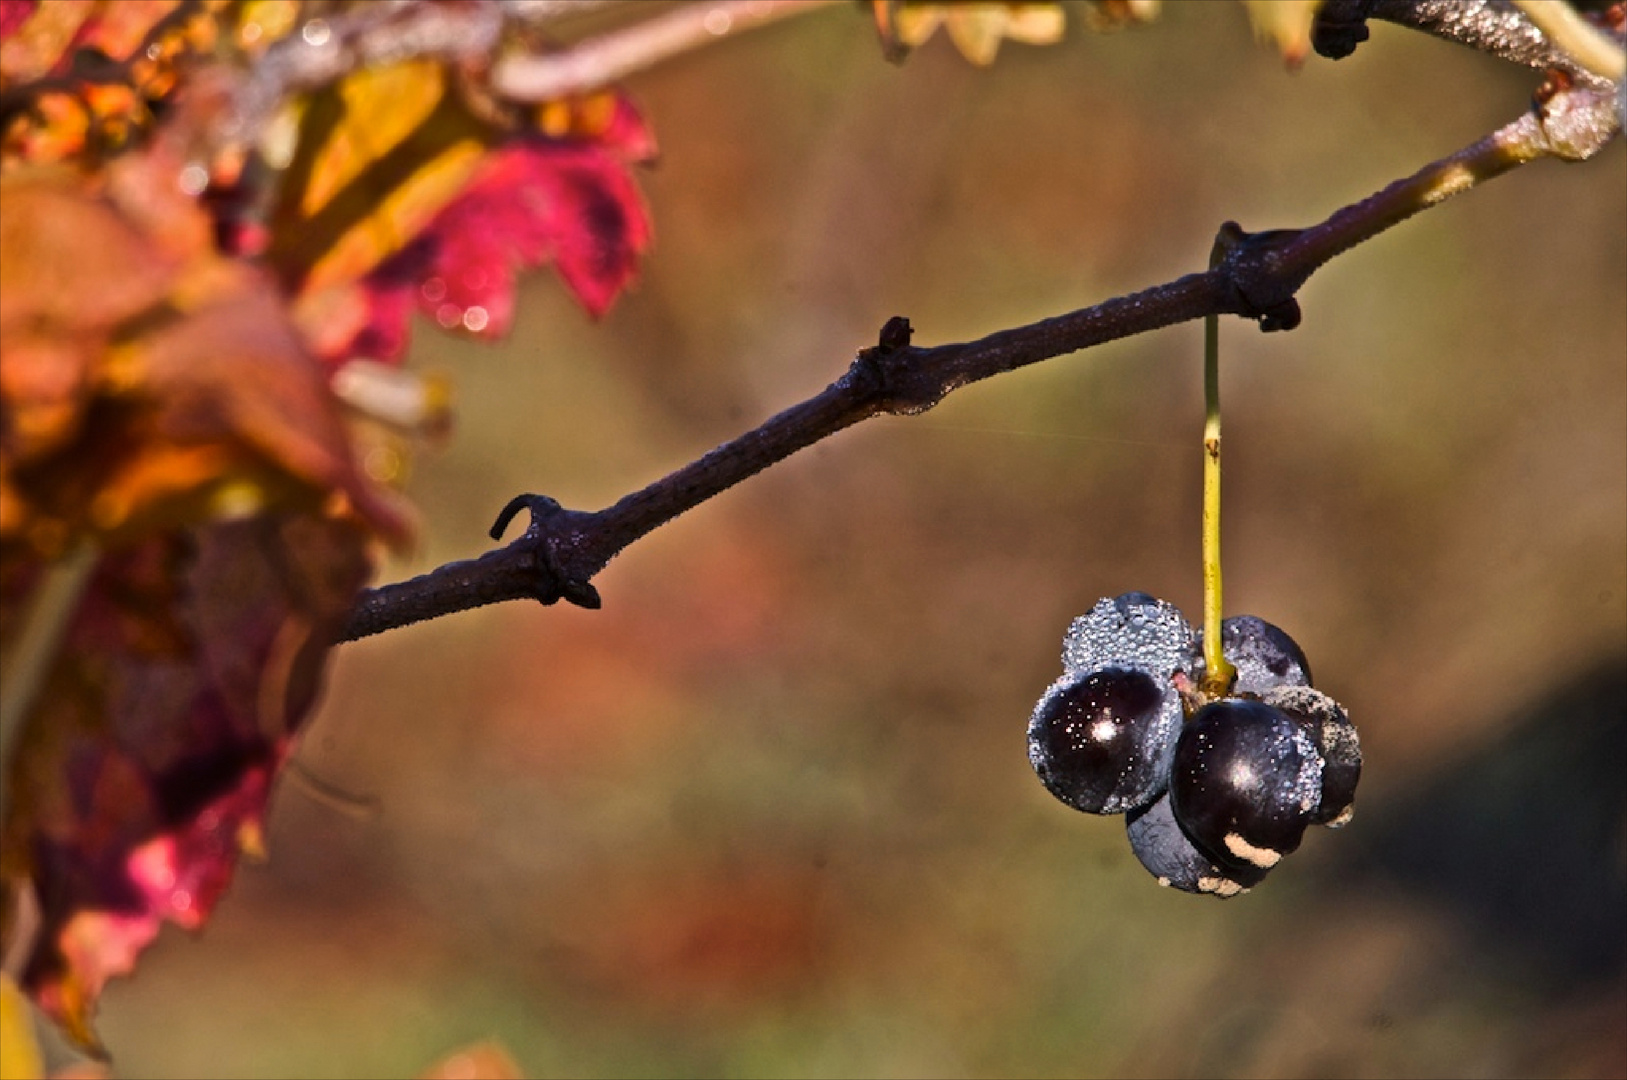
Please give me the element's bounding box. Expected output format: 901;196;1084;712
0;0;649;1046
15;1;1626;1077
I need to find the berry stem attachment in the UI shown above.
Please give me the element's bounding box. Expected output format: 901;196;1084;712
1201;234;1237;698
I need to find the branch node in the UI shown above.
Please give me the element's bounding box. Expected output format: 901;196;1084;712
877;315;914;351
489;493;600;610
849;315;942;414
1312;1;1375;61
1212;222;1310;332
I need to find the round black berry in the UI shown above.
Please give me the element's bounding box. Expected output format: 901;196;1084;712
1192;615;1313;695
1262;685;1362;827
1062;593;1195;685
1126;792;1263;897
1029;666;1181;815
1170;699;1322;871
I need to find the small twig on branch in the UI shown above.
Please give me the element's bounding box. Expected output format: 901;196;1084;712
498;0;632;23
338;81;1621;643
216;0;837;151
219;0;501;147
490;0;839;102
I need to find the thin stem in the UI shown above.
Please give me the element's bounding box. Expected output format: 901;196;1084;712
1200;245;1233;697
213;0;837;153
490;0;841;102
499;0;631;23
0;544;97;805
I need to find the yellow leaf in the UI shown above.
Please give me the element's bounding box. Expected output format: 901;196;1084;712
877;3;1066;64
235;0;300;54
946;6;1008;64
271;60;491;292
1240;0;1323;67
1003;4;1067;46
0;974;44;1080
302;139;487;293
891;5;945;49
300;61;449;217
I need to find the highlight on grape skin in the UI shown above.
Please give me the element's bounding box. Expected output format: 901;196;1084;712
1028;593;1196;816
1028;667;1181;815
1169;699;1323;873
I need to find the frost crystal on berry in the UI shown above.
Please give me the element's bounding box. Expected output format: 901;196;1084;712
1061;593;1195;681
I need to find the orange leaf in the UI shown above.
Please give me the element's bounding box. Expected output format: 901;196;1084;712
0;168;177;331
0;161;408;557
0;0;91;85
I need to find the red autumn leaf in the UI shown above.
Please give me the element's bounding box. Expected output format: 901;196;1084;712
2;513;373;1050
0;0;37;42
330;111;655;364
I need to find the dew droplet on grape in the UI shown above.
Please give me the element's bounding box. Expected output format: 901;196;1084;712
1062;593;1195;683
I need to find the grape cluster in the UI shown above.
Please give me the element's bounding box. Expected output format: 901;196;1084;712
1028;593;1361;896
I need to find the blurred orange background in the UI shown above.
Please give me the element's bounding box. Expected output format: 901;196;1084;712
78;3;1625;1076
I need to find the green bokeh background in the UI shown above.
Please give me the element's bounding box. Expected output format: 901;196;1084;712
87;3;1627;1076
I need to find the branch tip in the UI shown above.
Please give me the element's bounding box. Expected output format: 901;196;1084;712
1312;2;1374;61
490;493;559;540
879;315;914;351
560;580;603;610
1257;299;1304;333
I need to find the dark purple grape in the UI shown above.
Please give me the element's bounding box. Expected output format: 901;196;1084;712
1192;615;1312;695
1170;699;1322;871
1126;792;1262;897
1028;666;1181;815
1263;685;1362;827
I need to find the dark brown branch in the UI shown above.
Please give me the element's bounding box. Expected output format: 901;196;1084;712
1316;0;1625;90
337;81;1620;644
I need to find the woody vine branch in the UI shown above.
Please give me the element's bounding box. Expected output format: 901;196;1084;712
339;75;1621;643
